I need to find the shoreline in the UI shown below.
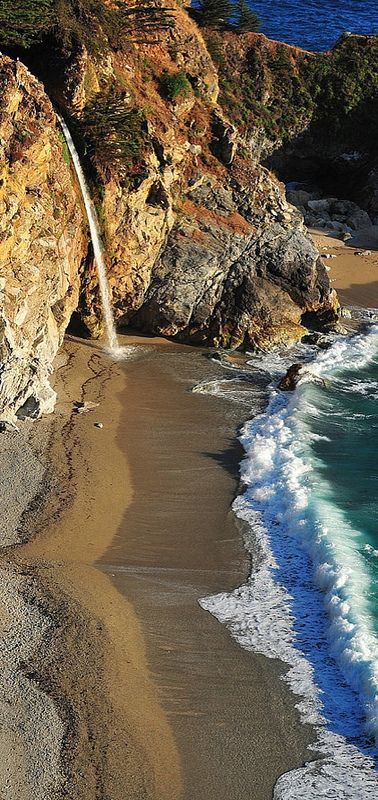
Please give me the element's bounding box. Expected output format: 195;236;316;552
100;341;315;799
1;236;377;797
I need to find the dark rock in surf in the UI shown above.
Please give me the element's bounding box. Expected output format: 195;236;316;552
278;363;304;391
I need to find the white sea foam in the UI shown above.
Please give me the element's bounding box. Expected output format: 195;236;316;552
365;544;378;559
200;323;378;796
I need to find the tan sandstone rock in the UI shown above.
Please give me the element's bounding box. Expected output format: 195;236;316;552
0;58;86;419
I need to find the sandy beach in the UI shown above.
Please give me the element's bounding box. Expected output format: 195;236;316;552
1;230;377;799
0;334;313;800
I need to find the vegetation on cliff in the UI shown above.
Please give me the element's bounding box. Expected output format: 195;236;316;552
205;30;378;154
192;0;261;32
80;89;150;184
0;0;175;54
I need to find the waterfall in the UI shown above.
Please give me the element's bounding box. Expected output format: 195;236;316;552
57;113;123;357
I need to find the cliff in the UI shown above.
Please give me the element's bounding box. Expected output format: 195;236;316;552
43;0;337;347
0;0;351;417
207;30;378;212
0;58;86;420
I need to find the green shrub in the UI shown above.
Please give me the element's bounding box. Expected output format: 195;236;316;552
158;70;191;101
80;89;150;181
58;131;71;166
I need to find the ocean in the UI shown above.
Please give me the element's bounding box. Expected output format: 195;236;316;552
247;0;378;51
199;318;378;796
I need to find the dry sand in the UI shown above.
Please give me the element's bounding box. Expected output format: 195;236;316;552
2;229;377;799
310;227;378;308
2;339;182;800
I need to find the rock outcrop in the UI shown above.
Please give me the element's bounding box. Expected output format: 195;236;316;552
0;58;85;419
128;171;337;349
42;0;337;348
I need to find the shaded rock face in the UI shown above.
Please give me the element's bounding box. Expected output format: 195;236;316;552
208;31;378;211
127;172;337;349
0;58;85;419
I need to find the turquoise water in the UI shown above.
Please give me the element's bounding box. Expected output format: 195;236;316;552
306;356;378;633
247;0;378;50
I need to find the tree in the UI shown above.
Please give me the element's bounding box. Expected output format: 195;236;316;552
233;0;261;33
195;0;233;28
111;2;175;45
0;0;175;53
0;0;55;48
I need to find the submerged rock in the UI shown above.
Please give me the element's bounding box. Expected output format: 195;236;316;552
302;332;333;349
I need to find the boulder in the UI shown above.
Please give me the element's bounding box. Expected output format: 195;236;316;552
278;364;303;391
286;189;313;207
308;198;336;212
302;332;332;349
346;209;372;230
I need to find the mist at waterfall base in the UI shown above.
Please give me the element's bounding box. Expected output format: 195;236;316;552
246;0;378;51
58;115;132;361
197;324;378;797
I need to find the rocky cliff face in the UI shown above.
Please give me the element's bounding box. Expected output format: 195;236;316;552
128;170;335;349
0;1;344;416
0;58;85;420
46;0;337;348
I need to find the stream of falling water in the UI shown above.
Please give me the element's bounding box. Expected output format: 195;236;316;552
57;113;127;358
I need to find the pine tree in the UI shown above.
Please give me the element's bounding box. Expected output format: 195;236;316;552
112;1;175;43
233;0;261;33
0;0;55;48
195;0;233;28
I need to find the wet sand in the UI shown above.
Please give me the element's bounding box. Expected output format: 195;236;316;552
99;344;314;800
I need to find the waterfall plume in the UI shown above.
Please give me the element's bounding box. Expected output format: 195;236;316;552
57;113;127;358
